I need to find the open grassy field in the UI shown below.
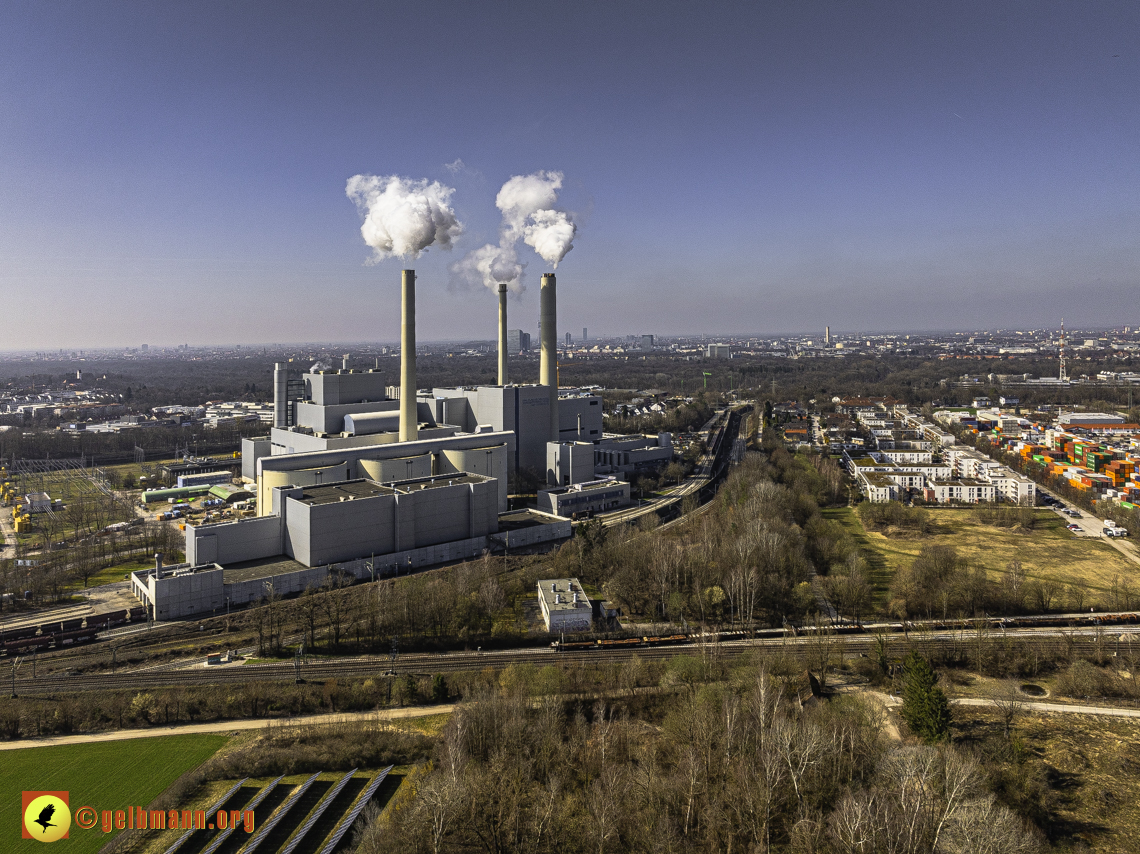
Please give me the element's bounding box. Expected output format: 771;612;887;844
955;708;1140;852
4;734;227;854
823;506;1138;608
68;558;152;591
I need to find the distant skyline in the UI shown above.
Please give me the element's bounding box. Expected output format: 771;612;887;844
2;1;1139;349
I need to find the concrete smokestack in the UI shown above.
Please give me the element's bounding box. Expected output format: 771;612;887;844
540;273;558;442
273;362;289;429
400;269;418;442
342;354;350;371
498;283;509;386
540;273;557;387
825;326;830;345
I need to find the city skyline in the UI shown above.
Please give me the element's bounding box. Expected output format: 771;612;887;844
2;1;1138;349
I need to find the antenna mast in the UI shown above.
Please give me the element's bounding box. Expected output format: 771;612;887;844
1058;317;1067;383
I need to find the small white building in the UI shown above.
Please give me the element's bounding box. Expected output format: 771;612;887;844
23;492;52;513
537;578;593;633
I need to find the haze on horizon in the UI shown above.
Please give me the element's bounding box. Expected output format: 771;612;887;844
2;1;1138;350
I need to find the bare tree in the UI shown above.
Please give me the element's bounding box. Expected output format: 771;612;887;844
993;680;1024;739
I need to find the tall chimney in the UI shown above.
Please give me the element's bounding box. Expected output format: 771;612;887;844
540;273;558;442
342;353;350;371
498;283;509;386
400;269;418;442
273;362;288;429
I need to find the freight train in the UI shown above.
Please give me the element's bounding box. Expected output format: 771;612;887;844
0;606;147;657
550;611;1140;651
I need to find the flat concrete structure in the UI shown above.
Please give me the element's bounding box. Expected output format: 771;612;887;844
296;480;396;505
537;577;592;633
222;555;308;584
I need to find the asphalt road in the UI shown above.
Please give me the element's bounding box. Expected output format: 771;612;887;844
1035;484;1140;568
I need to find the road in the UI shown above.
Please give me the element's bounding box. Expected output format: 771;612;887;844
0;704;457;751
1035;484;1140;568
594;404;742;529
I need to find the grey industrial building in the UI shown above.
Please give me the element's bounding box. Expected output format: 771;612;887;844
538;478;631;518
132;269;669;620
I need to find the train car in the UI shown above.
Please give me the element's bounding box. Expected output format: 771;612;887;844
641;634;689;646
55;628;98;647
128;606;148;622
104;609;129;627
58;618;85;633
84;614;111;630
0;626;40;644
4;634;53;655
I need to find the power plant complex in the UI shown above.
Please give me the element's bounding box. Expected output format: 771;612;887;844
131;271;666;620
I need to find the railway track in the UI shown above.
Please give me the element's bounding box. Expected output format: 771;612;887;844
11;626;1137;696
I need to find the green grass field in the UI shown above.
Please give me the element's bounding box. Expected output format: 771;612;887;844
68;559;152;592
823;506;1139;608
5;735;227;854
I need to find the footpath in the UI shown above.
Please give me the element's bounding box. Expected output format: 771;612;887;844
0;704;457;751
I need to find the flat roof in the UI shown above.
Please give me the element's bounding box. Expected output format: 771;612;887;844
498;509;568;530
223;555;308;583
544;479;629;497
396;473;489;492
298;479;395;505
297;474;492;506
537;578;592;614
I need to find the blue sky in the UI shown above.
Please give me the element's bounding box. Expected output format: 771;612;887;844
2;1;1138;348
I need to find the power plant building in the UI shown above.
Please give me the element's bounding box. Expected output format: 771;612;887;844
134;269;663;621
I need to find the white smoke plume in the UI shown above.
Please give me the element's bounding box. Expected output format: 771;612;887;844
450;243;525;294
523;209;576;267
346;174;464;262
450;169;577;292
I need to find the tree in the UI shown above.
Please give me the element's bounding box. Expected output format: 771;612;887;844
899;651;951;742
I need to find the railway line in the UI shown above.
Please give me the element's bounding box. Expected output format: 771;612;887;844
11;623;1140;696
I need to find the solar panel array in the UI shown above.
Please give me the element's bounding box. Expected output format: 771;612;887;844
316;766;394;854
278;769;357;854
198;775;284;854
239;772;320;854
163;778;248;854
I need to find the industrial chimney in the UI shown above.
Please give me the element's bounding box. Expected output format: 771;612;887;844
400;269;418;442
342;353;350;371
273;362;289;429
540;273;559;442
498;283;508;386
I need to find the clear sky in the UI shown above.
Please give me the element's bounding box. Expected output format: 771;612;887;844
2;1;1138;349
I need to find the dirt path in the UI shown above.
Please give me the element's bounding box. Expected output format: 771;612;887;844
848;685;1140;720
0;704;457;751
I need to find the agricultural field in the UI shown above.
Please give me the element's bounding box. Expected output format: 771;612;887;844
4;734;227;854
823;506;1138;607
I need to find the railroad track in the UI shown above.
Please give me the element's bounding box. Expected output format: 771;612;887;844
11;628;1136;696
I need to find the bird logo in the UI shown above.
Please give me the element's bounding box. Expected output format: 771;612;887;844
21;793;71;842
34;803;56;834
